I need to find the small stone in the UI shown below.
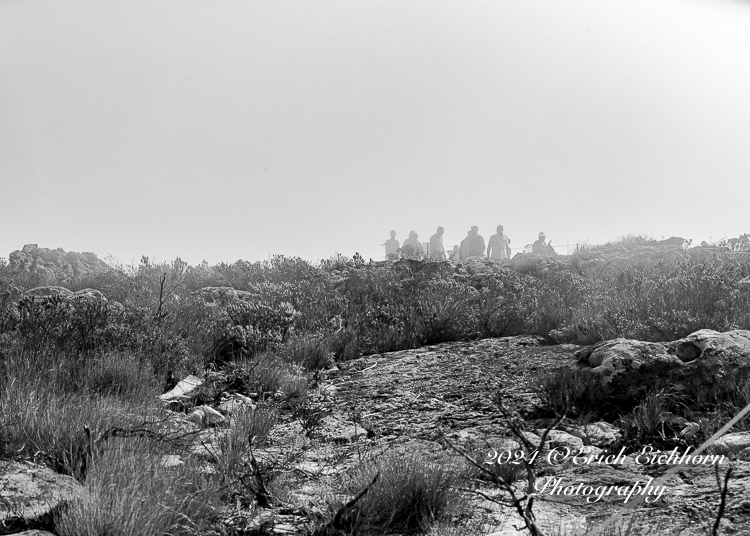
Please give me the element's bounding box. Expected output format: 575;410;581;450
543;430;584;451
160;375;202;401
186;408;206;425
219;394;256;415
583;422;621;447
713;432;750;455
159;455;184;468
680;422;700;439
737;446;750;461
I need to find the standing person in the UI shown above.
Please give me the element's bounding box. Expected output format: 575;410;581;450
429;227;446;261
450;245;460;262
532;232;549;255
382;231;400;261
460;226;485;259
487;225;512;261
401;231;424;260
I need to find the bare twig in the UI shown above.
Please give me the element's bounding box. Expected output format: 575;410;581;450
440;432;546;536
309;473;380;536
453;485;516;508
712;466;733;536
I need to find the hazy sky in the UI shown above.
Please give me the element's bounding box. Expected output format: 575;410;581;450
2;0;750;265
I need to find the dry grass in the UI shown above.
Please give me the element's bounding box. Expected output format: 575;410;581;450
0;381;162;473
329;453;467;535
536;366;610;418
54;438;218;536
281;332;335;371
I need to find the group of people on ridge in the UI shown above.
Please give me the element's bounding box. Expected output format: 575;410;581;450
382;227;556;262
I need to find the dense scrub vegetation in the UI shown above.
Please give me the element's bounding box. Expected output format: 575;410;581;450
3;244;750;376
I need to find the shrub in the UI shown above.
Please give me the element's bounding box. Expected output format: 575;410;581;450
333;453;465;535
536;366;612;418
281;332;335;371
220;353;307;401
417;279;477;344
216;405;278;476
617;388;689;450
464;446;525;485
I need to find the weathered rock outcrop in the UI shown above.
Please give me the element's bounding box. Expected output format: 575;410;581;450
574;329;750;400
23;287;107;302
572;244;689;279
6;244;110;283
193;286;257;305
0;461;86;533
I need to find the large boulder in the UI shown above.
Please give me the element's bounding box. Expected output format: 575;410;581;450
23;287;107;302
712;432;750;456
572;244;690;279
0;461;86;531
575;338;677;382
193;286;257;306
22;286;74;297
574;329;750;403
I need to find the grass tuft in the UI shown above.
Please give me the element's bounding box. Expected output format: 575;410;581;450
331;453;465;535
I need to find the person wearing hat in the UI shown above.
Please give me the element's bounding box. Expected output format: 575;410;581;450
532;232;556;256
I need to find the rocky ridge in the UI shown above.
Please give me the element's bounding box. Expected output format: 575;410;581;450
6;245;110;283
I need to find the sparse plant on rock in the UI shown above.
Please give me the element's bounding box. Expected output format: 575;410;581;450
291;396;327;439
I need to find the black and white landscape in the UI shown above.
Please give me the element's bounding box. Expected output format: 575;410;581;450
2;2;750;535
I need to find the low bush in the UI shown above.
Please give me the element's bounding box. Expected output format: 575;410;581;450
332;453;465;535
536;366;613;418
617;387;688;450
281;332;334;371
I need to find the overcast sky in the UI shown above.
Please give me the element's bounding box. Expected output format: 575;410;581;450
2;0;750;265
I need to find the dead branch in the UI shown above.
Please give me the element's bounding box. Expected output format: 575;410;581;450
309;472;380;536
712;466;733;536
440;431;546;536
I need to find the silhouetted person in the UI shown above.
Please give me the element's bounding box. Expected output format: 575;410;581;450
487;225;512;261
532;232;556;256
429;227;446;261
460;226;485;259
401;231;424;260
450;245;460;262
382;231;400;261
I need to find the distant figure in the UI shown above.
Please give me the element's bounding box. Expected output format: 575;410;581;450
487;225;512;261
429;227;446;261
450;245;460;262
532;232;556;256
401;231;424;260
382;231;400;261
459;226;485;259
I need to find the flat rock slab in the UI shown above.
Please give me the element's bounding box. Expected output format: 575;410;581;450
329;335;572;442
0;461;84;525
309;336;750;534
